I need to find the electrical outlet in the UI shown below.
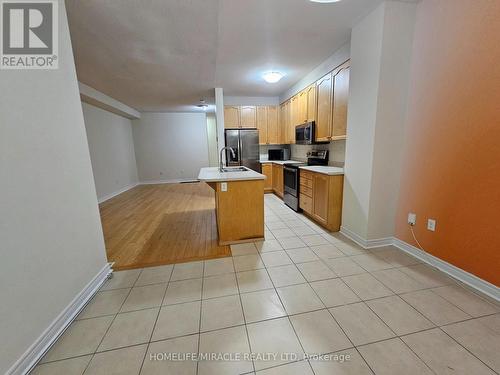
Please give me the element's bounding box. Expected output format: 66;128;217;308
221;182;227;192
427;219;436;231
408;213;416;225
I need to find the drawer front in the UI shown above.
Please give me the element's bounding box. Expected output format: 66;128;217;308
300;194;313;213
300;185;313;198
301;170;313;179
300;178;312;188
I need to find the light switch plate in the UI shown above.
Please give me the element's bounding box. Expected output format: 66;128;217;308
221;182;227;192
427;219;436;231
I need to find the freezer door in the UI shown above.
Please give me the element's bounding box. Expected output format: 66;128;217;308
240;129;261;172
224;129;241;166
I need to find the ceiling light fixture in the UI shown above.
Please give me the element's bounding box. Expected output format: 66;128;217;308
263;71;284;83
309;0;342;3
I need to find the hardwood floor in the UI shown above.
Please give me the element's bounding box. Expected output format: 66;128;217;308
99;182;231;270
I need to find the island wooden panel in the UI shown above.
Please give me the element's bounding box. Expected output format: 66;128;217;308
99;182;231;270
213;180;265;245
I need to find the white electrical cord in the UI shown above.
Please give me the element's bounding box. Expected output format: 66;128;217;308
409;224;425;252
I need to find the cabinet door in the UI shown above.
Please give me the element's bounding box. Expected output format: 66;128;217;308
224;106;240;128
290;96;299;143
332;62;350;139
267;106;279;144
298;90;308;124
316;73;333;142
312;173;329;225
277;165;284;196
306;84;317;122
262;164;273;191
256;106;268;144
240;106;257;128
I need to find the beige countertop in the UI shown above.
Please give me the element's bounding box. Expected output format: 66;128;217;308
259;160;303;165
299;165;344;175
198;167;265;182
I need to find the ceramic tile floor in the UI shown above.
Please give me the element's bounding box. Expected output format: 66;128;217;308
33;194;500;375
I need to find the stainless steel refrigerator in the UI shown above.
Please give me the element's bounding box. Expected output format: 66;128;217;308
224;129;261;172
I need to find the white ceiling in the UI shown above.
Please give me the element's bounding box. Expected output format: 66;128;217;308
66;0;384;112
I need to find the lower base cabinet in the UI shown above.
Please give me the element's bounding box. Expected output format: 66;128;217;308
261;164;273;192
272;164;284;198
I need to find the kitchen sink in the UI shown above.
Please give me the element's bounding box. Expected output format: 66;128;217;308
221;167;248;172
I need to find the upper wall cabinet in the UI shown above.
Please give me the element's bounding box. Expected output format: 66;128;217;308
240;106;257;128
316;72;333;142
256;105;279;145
298;90;308;124
305;84;317;123
224;106;240;128
256;106;268;144
332;61;350;140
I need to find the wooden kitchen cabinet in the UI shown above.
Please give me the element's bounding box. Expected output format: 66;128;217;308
306;84;317;122
240;106;257;128
298;90;308;124
267;105;279;144
256;106;268;144
261;163;273;192
272;164;284;198
310;172;344;232
332;61;350;140
290;96;299;143
224;106;240;128
316;72;333;142
312;173;329;225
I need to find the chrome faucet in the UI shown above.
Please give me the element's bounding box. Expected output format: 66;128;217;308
219;147;236;172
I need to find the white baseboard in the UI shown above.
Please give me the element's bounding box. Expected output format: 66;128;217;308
339;228;499;302
7;263;113;375
340;226;392;249
139;178;199;185
97;183;139;203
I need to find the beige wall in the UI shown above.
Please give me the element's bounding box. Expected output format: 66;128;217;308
0;1;108;373
82;103;139;202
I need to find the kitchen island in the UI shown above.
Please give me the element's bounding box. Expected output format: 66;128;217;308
198;167;265;245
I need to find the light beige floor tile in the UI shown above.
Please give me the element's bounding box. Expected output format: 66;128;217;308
32;355;91;375
330;302;395;345
98;308;158;351
264;230;276;240
401;289;470;325
271;228;296;239
142;335;198;375
350;253;393;271
366;295;434;335
267;264;306;287
310;244;345;259
84;344;147;375
335;242;368;256
41;316;113;362
101;270;141;291
341;273;393;300
442;318;500;372
476;313;500;334
285;247;319;263
277;283;324;315
202;273;238;299
135;265;173;286
266;221;288;230
358;338;433;375
287;219;309;228
323;257;365;277
120;283;167;312
236;269;274;293
254;239;283;253
201;295;244;332
233;254;265;272
241;289;286;323
78;289;130;320
203;257;234;277
301;234;329;246
432;285;498;317
198;326;253;375
402;328;496;375
310;278;360;308
319;232;347;244
373;247;420;267
399;264;454;288
260;251;293;268
371;268;427;294
310;348;372;375
277;236;307;250
152;301;200;341
290;309;351;354
256;360;313;374
296;261;336;282
247;317;304;371
163;278;202;305
291;226;317;236
170;261;204;281
231;242;258;256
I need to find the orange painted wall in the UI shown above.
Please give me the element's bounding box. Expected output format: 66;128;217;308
395;0;500;286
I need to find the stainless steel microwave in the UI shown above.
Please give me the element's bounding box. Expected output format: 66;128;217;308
295;121;315;145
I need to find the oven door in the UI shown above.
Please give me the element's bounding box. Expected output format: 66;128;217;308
283;166;298;196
